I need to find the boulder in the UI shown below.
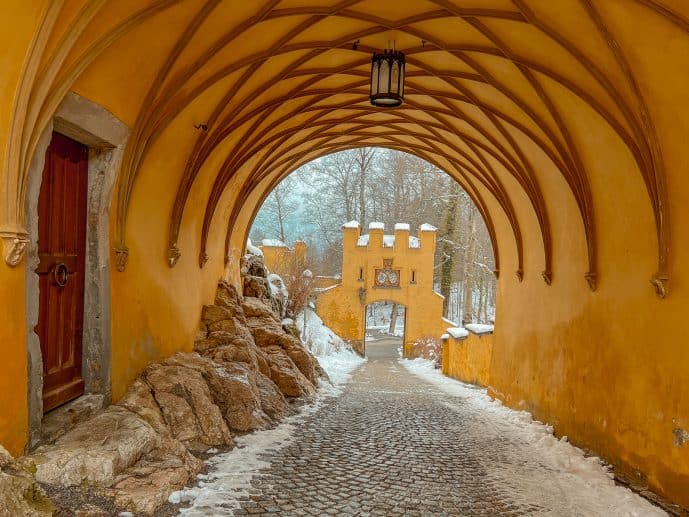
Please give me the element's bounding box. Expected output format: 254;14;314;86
214;282;244;317
145;364;233;452
241;254;269;278
209;362;272;432
262;345;316;398
0;470;53;516
0;445;11;469
104;440;202;515
255;372;290;421
241;297;280;322
30;406;159;487
282;318;300;338
282;336;319;386
164;353;271;432
204;341;261;372
243;275;270;299
118;378;169;437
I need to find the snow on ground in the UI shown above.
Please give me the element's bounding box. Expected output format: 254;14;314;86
400;358;667;517
297;308;365;386
170;311;364;515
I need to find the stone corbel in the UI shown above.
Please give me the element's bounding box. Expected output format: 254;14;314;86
651;273;669;299
515;269;523;282
168;245;181;267
114;246;129;272
0;231;30;267
585;272;598;292
198;252;209;268
542;270;552;285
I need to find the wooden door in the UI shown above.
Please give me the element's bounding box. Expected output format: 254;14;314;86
36;132;88;412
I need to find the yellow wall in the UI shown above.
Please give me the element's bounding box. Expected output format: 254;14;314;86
260;240;307;276
0;2;688;510
316;223;451;355
0;263;28;456
442;333;493;387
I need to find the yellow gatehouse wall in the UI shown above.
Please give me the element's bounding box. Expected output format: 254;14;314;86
259;240;307;277
316;222;451;356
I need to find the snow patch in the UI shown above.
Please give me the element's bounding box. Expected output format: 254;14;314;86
245;238;263;258
447;327;469;339
267;273;288;299
400;358;667;517
298;308;366;386
261;238;287;248
419;223;437;232
342;220;360;229
466;323;494;335
394;223;410;231
368;221;385;230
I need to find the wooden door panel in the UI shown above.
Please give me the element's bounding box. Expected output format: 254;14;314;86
37;132;88;412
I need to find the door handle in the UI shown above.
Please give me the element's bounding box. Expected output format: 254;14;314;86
52;262;69;287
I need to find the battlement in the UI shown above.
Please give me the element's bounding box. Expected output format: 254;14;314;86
341;221;436;250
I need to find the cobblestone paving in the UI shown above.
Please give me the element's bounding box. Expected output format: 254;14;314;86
224;339;652;516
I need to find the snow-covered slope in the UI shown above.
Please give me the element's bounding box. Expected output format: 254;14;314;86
297;308;365;385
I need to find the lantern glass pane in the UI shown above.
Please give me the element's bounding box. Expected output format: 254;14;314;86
400;64;405;96
390;61;399;94
371;61;379;95
379;59;390;94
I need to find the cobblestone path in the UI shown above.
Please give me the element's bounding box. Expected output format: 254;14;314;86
205;338;661;516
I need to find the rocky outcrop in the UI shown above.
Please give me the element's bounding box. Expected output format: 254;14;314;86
0;447;53;516
16;252;323;515
145;363;234;452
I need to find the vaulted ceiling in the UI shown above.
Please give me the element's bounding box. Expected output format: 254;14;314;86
5;0;687;295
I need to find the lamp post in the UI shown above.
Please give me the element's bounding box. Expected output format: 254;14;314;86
370;49;405;107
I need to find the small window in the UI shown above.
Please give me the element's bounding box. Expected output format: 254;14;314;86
358;267;364;281
411;270;416;283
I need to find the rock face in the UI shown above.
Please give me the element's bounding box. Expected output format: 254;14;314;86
0;448;53;516
32;406;160;487
17;252;323;515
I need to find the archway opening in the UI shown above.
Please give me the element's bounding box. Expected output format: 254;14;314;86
365;300;406;359
249;147;497;360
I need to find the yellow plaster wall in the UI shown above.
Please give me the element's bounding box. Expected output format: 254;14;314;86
316;223;451;356
0;2;688;510
0;0;50;455
442;333;493;387
0;262;28;456
259;241;307;276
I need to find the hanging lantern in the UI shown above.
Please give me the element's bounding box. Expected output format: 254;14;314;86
370;49;405;107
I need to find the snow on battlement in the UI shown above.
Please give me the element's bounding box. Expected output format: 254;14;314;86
347;222;435;249
356;234;421;248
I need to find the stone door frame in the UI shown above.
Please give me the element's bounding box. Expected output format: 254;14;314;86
25;92;129;447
